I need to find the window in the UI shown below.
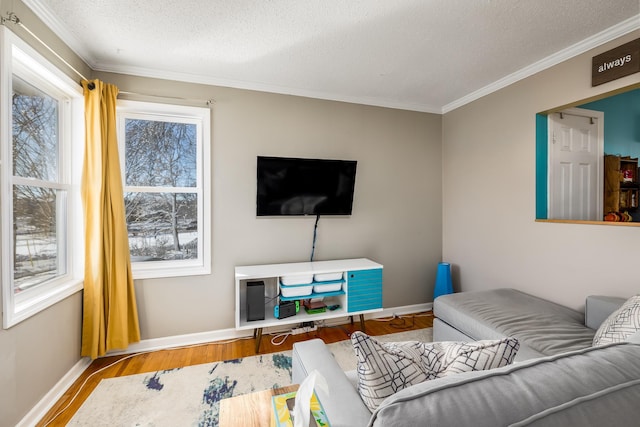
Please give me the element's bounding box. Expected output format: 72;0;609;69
117;100;211;279
1;27;83;328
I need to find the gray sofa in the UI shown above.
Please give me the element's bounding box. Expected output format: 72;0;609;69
433;288;626;361
291;289;640;426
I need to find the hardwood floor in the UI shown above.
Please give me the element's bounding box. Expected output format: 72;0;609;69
37;312;433;426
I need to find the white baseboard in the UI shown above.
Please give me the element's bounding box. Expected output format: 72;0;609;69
378;303;433;318
107;302;433;355
23;302;432;426
17;357;92;427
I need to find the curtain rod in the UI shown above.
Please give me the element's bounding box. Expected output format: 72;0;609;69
2;12;89;81
2;12;215;107
118;91;215;106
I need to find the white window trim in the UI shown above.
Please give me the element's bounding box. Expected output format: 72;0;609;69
117;100;211;280
1;26;84;328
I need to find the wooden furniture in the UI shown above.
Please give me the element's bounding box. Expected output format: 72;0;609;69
219;384;298;427
235;258;383;352
603;155;639;217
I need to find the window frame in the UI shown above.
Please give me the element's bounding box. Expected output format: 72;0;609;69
116;100;211;280
1;26;84;328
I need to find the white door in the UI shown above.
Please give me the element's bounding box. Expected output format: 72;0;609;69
548;108;604;220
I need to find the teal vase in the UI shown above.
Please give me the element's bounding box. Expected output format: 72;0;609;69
433;262;453;299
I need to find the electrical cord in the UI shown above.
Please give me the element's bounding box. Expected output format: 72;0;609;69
264;294;279;304
314;320;352;337
373;312;432;322
267;322;323;346
373;314;422;329
390;315;415;329
44;352;145;426
270;332;291;346
310;214;320;261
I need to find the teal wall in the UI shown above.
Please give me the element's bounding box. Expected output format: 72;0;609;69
535;88;640;219
579;89;640;157
535;114;548;219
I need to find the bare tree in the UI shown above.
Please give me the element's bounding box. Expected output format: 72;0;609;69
124;119;197;259
11;85;60;286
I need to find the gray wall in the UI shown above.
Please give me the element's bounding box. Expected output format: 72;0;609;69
0;2;442;421
0;1;89;425
442;30;640;312
4;0;637;424
94;72;444;338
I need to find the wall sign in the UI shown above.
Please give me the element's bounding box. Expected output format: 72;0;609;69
592;38;640;86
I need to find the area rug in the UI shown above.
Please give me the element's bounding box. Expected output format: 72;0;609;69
68;327;432;426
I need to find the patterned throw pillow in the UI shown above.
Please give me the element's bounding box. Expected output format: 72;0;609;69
350;332;519;412
593;295;640;346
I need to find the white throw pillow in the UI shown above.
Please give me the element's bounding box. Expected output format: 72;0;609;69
593;295;640;346
350;331;519;412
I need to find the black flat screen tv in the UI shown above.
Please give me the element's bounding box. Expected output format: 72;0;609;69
256;156;357;216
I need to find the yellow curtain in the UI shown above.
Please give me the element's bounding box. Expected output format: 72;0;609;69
81;79;140;359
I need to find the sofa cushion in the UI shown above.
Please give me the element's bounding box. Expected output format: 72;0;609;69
593;295;640;346
369;342;640;427
351;331;519;411
585;295;628;330
434;288;595;357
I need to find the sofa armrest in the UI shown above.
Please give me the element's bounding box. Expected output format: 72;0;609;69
369;343;640;427
292;338;372;427
585;296;627;330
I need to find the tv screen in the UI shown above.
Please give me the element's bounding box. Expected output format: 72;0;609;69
257;156;357;216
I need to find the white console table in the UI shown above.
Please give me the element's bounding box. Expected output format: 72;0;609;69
235;258;383;351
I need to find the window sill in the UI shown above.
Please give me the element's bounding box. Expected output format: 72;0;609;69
535;219;640;227
132;262;211;280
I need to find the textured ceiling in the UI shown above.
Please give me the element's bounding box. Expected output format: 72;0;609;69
21;0;640;112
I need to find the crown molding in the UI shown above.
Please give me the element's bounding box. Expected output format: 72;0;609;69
12;0;451;113
442;14;640;114
18;1;640;114
91;61;443;113
20;0;97;66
